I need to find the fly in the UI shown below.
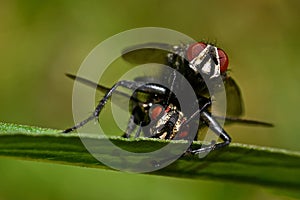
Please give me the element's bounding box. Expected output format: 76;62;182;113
63;42;273;155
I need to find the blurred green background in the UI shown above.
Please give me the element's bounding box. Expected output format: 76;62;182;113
0;0;299;199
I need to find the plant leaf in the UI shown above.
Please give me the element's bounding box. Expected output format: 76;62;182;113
0;122;300;191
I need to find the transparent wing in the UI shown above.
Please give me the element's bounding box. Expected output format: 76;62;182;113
224;76;244;117
214;115;273;127
65;73;166;107
65;73;139;111
122;42;173;64
65;73;133;99
220;76;273;126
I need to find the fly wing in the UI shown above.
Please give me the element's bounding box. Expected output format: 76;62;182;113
224;76;244;117
65;73;133;100
122;43;173;64
211;115;273;127
65;73;140;111
66;73;111;94
65;73;167;109
218;76;273;127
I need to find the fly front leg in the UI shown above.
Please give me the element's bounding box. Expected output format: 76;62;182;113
63;80;145;133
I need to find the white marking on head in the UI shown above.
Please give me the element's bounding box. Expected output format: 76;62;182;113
188;44;221;79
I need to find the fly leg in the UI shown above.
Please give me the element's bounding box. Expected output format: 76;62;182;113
122;116;143;138
182;96;211;126
187;110;231;155
63;80;145;133
122;115;137;138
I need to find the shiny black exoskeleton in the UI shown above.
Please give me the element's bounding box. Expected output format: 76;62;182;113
64;42;273;155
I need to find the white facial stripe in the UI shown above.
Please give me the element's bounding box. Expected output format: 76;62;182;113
189;44;211;72
188;44;221;79
210;46;220;79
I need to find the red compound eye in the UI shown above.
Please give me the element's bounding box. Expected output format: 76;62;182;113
186;42;207;61
217;48;229;73
150;105;163;120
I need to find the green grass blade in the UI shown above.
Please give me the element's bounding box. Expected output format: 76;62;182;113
0;122;299;191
